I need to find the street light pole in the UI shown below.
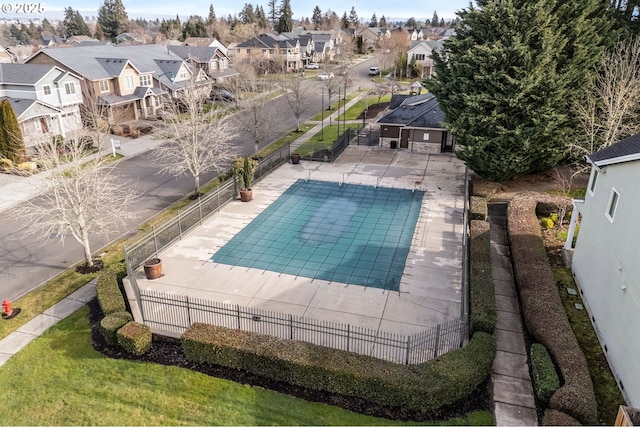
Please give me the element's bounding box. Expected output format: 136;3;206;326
320;86;324;141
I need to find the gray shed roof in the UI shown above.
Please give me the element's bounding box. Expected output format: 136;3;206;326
0;63;59;85
588;133;640;167
377;94;446;129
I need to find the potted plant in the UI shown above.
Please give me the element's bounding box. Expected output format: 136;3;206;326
143;257;162;279
233;156;257;202
290;152;301;164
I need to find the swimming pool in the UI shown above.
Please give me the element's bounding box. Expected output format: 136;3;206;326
211;179;424;291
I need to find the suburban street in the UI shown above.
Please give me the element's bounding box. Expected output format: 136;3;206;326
0;57;381;301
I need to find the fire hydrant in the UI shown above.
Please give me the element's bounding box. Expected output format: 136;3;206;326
2;299;13;317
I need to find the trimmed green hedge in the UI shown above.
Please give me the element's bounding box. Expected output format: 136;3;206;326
470;196;488;221
469;220;496;335
182;323;495;413
100;311;133;346
507;193;596;425
531;343;560;403
542;409;581;426
117;322;152;355
96;264;127;316
471;176;501;199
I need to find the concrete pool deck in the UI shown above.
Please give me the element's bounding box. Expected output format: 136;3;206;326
133;146;466;336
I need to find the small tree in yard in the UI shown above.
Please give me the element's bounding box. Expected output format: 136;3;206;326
0;99;26;163
236;91;280;156
284;77;314;131
15;131;139;271
152;86;239;199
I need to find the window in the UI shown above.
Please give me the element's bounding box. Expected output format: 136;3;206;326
64;82;76;95
606;188;619;222
262;49;267;54
43;85;51;95
415;53;426;61
588;168;599;196
99;80;110;92
124;75;134;89
423;133;430;141
139;74;152;86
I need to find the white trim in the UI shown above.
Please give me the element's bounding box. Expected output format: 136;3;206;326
605;187;619;223
593;152;640;167
588;168;598;196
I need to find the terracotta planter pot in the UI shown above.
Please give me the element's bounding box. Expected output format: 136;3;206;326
240;188;252;202
290;153;301;164
143;258;162;279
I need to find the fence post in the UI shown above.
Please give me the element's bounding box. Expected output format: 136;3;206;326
198;196;203;225
405;335;411;365
152;226;158;257
289;314;293;339
236;305;241;330
177;210;183;239
347;324;350;352
186;295;191;327
434;324;441;358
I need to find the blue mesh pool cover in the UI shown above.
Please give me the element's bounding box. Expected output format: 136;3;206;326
211;179;424;291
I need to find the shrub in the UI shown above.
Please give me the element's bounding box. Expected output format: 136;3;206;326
531;343;560;403
507;193;596;425
100;311;133;346
469;220;496;335
470;196;488;221
182;323;496;414
96;264;127;316
17;161;37;172
471;176;501;198
110;125;124;136
117;322;152;355
540;217;555;229
0;158;12;171
129;125;140;139
542;409;581;426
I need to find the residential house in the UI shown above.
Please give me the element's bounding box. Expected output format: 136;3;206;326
39;32;65;47
356;27;390;50
376;93;454;153
0;63;82;153
565;134;640;407
66;35;102;45
407;40;444;79
115;32;145;45
183;37;229;56
25;44;208;123
168;45;235;83
234;33;302;73
0;45;15;63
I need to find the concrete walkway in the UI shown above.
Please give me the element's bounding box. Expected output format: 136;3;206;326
488;202;538;426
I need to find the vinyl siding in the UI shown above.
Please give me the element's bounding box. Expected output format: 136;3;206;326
572;162;640;406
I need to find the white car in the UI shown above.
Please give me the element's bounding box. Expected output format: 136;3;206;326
318;72;335;80
305;63;319;69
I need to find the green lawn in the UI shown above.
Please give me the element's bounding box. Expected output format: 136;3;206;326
293;124;363;157
336;95;392;121
0;307;492;426
309;94;358;121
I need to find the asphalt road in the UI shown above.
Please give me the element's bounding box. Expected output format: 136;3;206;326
0;56;381;301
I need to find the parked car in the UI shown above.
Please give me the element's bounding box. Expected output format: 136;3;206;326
368;66;380;76
305;63;320;69
211;89;236;102
318;72;335;81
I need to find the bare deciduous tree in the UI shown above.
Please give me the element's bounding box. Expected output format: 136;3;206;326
237;92;280;155
573;38;640;161
15;131;139;269
321;73;344;110
284;76;314;131
152;85;239;198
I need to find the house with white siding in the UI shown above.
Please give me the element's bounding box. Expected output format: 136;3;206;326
565;133;640;406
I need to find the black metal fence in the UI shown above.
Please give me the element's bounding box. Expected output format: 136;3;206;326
124;145;290;270
300;126;363;162
139;290;467;364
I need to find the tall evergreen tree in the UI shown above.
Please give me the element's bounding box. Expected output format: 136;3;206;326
256;6;268;28
312;6;323;29
207;4;216;24
405;17;416;28
41;17;54;33
275;0;293;32
0;100;25;163
341;12;349;29
239;4;256;24
431;11;439;26
61;7;91;37
97;0;129;41
348;6;358;26
182;15;207;39
267;0;278;26
369;13;377;27
379;15;387;27
94;23;105;40
427;0;613;182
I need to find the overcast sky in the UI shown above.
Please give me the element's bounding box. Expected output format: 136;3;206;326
35;0;471;22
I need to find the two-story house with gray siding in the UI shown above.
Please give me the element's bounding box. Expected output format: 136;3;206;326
565;133;640;407
0;63;82;153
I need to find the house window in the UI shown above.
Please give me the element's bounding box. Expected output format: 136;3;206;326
415;53;426;61
64;82;76;95
606;188;619;222
43;85;51;95
39;117;49;134
262;49;267;54
588;168;599;196
139;74;152;86
246;49;251;54
99;80;110;93
124;75;134;89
